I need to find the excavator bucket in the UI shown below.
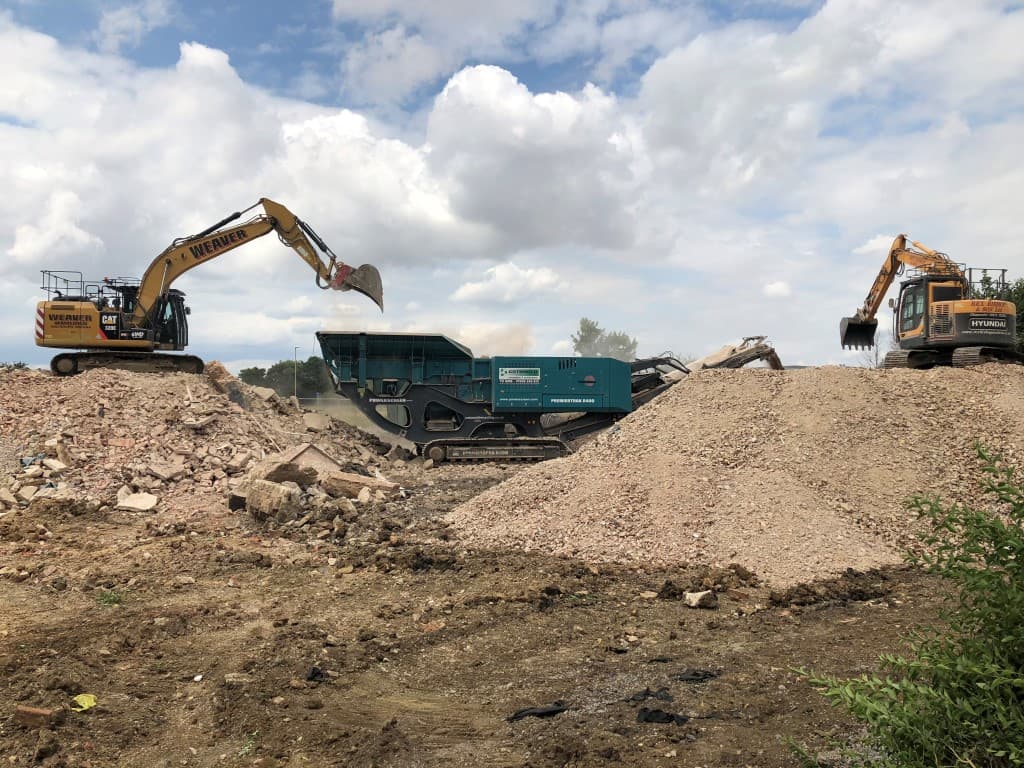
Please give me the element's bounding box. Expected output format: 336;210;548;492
333;264;384;311
839;317;878;349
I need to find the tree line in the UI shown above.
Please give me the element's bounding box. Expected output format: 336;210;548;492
238;357;334;400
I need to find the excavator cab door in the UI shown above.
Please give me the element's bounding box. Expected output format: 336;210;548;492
155;293;189;350
897;283;927;341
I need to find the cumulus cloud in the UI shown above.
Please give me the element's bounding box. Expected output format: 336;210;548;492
853;234;898;256
94;0;174;54
340;26;451;105
427;66;639;252
763;281;791;298
452;263;563;304
3;2;1024;370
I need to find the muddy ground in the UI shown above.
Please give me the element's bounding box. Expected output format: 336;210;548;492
1;464;944;767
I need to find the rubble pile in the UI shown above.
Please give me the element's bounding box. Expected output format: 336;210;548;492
448;365;1024;586
0;365;399;532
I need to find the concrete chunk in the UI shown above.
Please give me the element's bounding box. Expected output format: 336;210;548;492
245;479;302;523
42;458;68;473
116;492;159;512
302;412;332;432
684;590;718;609
322;470;397;499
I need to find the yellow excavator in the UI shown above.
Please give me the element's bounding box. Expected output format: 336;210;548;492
35;198;383;376
840;234;1020;368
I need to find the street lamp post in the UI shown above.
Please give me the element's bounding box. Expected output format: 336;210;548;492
293;346;299;400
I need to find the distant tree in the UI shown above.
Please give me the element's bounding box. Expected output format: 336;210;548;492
238;367;267;386
975;273;1024;351
571;318;605;357
603;330;639;362
238;358;333;399
571;318;639;361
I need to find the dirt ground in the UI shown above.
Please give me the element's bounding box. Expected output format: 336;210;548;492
1;461;945;768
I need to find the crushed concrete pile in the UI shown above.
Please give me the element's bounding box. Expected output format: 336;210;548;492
448;365;1024;586
0;365;396;528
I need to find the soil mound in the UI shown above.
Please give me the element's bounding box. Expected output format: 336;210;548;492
448;365;1024;586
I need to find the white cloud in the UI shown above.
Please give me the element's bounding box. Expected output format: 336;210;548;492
763;281;791;297
452;262;563;304
3;2;1024;371
94;0;174;54
853;234;897;256
340;26;451;104
427;66;640;252
7;190;103;264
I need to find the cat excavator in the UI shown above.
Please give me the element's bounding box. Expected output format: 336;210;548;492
840;235;1020;368
35;198;383;375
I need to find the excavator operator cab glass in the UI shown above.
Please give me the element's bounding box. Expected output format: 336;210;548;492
157;294;189;349
899;284;926;334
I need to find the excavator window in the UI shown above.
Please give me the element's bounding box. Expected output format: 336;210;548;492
900;284;926;333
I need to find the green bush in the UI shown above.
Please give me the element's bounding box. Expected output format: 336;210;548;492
804;447;1024;767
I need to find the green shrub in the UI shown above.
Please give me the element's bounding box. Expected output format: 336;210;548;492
803;447;1024;767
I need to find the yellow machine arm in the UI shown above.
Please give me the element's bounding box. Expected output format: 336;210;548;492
840;234;965;349
131;198;383;327
847;234;964;325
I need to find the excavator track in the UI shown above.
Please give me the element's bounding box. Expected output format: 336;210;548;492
50;352;204;377
881;351;912;369
882;349;952;369
951;347;1024;367
421;437;569;463
951;347;985;367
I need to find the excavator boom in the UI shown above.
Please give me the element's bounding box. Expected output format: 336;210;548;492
134;198;382;325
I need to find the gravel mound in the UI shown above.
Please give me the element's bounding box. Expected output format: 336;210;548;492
448;365;1024;586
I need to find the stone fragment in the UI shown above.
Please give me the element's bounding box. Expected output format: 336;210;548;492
42;458;67;473
147;462;184;481
249;386;277;401
223;673;255;687
302;412;332;432
245;479;302;523
0;487;17;506
356;486;372;504
684;590;718;609
116;493;159;512
322;470;397;499
14;705;64;728
225;451;251;473
17;485;37;503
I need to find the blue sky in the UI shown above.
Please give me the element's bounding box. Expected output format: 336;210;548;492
1;0;1023;372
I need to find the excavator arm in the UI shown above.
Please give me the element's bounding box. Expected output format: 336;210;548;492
840;234;963;349
131;198;382;328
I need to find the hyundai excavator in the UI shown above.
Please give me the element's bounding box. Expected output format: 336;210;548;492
840;235;1020;368
35;198;383;376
